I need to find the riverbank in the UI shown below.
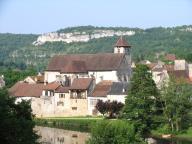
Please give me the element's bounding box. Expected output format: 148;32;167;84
35;117;192;140
151;127;192;140
35;117;102;132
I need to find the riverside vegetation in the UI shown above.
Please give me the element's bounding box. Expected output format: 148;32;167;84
0;88;39;144
0;64;191;143
35;65;192;143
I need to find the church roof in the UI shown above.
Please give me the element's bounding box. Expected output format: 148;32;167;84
47;53;125;72
115;36;131;47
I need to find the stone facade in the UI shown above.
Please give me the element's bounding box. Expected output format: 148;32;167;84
10;37;132;117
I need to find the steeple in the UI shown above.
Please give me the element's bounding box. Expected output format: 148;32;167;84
114;36;131;54
115;36;131;48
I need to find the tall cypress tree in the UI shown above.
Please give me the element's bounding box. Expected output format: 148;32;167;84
122;64;158;137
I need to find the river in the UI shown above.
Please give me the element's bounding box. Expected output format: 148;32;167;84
35;126;192;144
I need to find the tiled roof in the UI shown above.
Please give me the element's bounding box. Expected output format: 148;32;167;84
91;81;113;97
168;70;192;84
9;82;45;97
47;53;125;72
55;86;69;93
115;36;131;47
146;63;158;70
168;70;188;78
108;82;128;95
163;64;174;71
61;61;87;73
44;82;60;90
70;78;93;90
165;54;176;61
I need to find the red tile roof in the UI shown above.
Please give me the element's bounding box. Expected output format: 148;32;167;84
165;54;176;61
168;70;192;84
55;86;69;93
61;61;87;73
70;78;93;90
146;63;158;70
9;82;45;97
47;53;125;72
91;81;113;97
44;82;60;90
163;64;174;71
115;36;131;47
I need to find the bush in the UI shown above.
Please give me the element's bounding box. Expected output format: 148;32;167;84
87;120;145;144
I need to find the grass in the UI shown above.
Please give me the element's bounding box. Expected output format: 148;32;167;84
35;117;103;132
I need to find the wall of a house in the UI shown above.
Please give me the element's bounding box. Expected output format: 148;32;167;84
88;71;118;84
107;95;126;103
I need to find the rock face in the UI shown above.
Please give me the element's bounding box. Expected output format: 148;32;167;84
33;30;135;45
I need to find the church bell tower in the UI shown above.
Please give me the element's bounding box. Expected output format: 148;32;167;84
114;36;132;81
114;36;132;64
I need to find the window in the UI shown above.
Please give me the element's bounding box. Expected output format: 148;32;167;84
90;99;98;106
100;76;103;81
57;101;64;106
72;107;77;110
45;90;48;96
59;94;65;98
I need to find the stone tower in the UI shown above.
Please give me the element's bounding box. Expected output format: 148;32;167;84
114;36;132;64
114;36;132;81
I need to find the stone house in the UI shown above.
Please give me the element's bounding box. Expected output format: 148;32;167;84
9;36;132;117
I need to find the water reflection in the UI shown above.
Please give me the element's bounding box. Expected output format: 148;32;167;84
35;126;89;144
35;126;192;144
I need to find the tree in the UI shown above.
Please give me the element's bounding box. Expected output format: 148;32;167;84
0;88;39;144
122;64;159;136
96;100;124;118
87;120;144;144
160;77;192;132
95;100;107;116
107;101;124;118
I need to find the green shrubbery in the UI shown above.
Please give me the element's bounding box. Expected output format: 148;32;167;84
35;118;99;132
87;120;145;144
0;89;39;144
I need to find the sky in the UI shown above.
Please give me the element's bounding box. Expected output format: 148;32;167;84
0;0;192;34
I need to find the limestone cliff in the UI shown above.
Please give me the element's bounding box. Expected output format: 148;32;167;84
33;29;136;45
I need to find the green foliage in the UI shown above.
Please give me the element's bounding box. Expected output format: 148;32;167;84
96;100;124;118
0;88;39;144
160;78;192;132
122;64;159;136
35;118;99;132
0;68;36;88
1;25;192;70
87;120;145;144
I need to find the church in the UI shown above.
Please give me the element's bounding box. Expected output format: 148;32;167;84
9;36;132;117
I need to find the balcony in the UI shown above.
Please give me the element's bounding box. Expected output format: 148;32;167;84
70;93;86;99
